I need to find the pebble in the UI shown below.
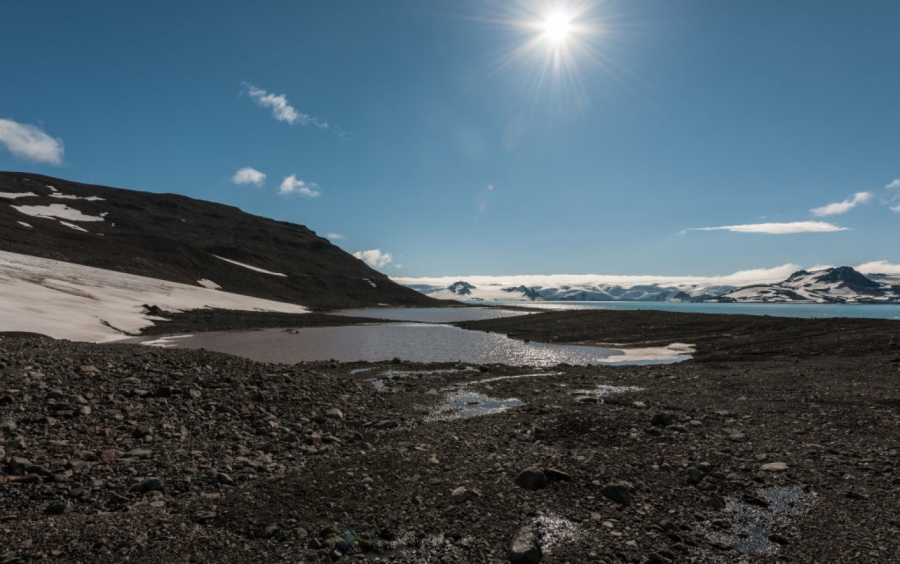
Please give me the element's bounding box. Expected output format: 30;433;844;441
601;483;633;507
515;467;548;491
760;462;788;472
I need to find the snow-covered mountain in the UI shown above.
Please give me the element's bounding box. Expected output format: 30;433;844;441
714;267;900;304
402;267;900;304
406;279;737;302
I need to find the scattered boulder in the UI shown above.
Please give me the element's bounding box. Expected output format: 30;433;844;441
651;413;674;427
132;477;165;493
508;525;542;564
515;467;548;491
601;483;633;507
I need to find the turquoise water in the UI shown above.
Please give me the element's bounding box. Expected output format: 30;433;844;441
474;300;900;320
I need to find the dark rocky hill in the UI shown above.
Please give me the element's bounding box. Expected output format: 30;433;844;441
0;172;439;310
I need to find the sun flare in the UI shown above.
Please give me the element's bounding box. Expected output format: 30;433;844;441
543;11;572;44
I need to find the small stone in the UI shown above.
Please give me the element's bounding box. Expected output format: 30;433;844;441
601;483;632;507
515;468;548;491
760;462;788;472
508;525;542;564
126;448;153;458
99;449;123;463
215;472;235;485
373;420;399;429
666;425;689;433
651;413;674;427
132;477;164;493
45;500;73;515
8;456;32;474
769;533;789;545
0;419;16;432
451;486;470;504
325;408;344;420
192;511;217;524
686;467;703;485
133;426;154;439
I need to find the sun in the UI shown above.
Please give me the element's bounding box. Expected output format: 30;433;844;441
543;11;572;44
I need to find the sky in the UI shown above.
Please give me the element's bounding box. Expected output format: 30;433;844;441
1;0;899;279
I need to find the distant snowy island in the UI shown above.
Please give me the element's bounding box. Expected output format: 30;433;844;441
400;266;900;305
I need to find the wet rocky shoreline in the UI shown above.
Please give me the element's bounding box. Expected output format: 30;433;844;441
1;310;899;563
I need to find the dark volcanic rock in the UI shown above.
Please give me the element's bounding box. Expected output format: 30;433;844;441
601;483;633;507
514;467;548;491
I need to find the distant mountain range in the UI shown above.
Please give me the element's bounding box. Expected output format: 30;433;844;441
407;266;900;304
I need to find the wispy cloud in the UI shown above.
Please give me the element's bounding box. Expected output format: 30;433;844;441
326;233;346;240
353;249;393;268
810;191;873;216
685;221;849;235
0;119;64;165
886;179;900;190
279;175;320;197
242;82;329;129
231;167;266;187
891;203;900;213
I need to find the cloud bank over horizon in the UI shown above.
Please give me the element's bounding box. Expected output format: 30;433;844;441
0;119;64;165
395;261;900;290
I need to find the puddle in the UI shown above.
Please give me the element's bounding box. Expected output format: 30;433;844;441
423;390;522;422
367;368;476;393
571;384;642;403
696;486;815;556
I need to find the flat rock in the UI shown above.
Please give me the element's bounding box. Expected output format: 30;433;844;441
761;462;788;471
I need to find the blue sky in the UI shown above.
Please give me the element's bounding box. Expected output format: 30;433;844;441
1;0;899;278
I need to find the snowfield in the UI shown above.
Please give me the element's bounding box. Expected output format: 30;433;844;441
0;250;308;342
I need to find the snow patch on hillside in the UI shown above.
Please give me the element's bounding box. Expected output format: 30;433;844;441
213;255;287;277
11;203;105;222
0;192;38;199
0;250;307;342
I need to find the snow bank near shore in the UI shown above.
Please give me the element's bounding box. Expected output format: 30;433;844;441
0;250;308;342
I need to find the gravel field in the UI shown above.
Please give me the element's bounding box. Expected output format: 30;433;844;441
1;310;899;563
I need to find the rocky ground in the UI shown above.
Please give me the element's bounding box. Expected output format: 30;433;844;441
1;310;899;563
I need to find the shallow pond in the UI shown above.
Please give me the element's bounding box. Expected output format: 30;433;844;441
135;323;692;366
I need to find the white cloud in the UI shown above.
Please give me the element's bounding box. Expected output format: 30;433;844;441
886;179;900;190
326;233;346;240
394;264;804;290
810;191;873;216
279;175;320;197
686;221;848;234
354;249;393;268
855;260;900;275
0;119;64;165
891;203;900;213
231;167;266;187
243;82;328;129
